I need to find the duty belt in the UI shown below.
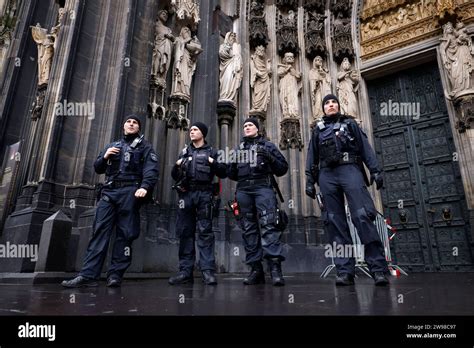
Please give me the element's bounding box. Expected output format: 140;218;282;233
237;177;271;189
105;180;140;189
187;183;213;191
320;155;360;168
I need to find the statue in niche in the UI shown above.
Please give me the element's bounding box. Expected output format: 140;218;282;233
31;23;55;86
250;45;272;114
151;10;175;89
218;32;243;105
440;21;474;98
170;26;203;101
278;52;301;118
250;1;265;18
282;10;296;27
50;7;66;50
337;57;359;118
309;56;332;120
171;0;200;24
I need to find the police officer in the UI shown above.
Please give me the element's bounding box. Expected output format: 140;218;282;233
62;115;160;288
228;118;288;286
168;122;227;285
305;94;389;286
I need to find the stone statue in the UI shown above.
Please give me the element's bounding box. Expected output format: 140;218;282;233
170;26;203;101
31;23;55;86
250;45;272;114
440;22;474;98
151;10;175;89
283;10;297;27
278;52;301;118
171;0;200;24
51;7;66;51
337;57;359;118
309;56;332;120
218;32;243;106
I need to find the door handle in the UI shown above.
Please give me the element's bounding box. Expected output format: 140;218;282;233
398;209;409;224
442;206;453;222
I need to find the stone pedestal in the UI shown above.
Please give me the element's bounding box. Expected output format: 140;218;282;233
35;210;72;272
279;118;303;150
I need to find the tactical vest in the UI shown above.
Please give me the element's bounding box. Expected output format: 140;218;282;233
182;145;213;183
106;137;144;180
236;139;271;179
316;117;357;168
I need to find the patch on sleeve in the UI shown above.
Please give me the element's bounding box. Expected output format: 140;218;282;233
151;153;158;162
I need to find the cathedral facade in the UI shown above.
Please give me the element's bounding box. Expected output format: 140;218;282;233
0;0;473;274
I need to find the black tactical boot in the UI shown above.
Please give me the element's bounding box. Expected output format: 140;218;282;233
106;276;122;288
61;275;99;288
243;261;265;285
373;272;389;286
168;271;194;285
268;258;285;286
335;273;355;286
202;270;217;285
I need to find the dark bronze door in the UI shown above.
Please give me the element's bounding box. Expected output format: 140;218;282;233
367;61;473;272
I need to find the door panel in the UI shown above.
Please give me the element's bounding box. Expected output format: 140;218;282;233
367;61;473;272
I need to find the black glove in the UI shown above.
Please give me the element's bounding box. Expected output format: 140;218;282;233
311;167;320;187
257;147;275;163
305;183;316;199
370;172;383;190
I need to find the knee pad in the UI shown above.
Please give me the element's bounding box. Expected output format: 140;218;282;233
197;204;212;220
240;212;256;221
353;207;376;222
258;209;277;227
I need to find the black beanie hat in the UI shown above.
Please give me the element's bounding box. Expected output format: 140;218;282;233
124;114;142;130
191;121;208;138
322;94;340;114
243;117;260;130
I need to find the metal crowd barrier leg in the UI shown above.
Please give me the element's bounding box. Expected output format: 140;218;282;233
318;206;408;278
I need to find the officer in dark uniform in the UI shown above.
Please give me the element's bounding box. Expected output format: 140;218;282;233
62;115;160;288
305;94;389;286
168;122;227;285
228;118;289;286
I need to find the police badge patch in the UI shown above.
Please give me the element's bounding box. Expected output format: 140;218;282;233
151;153;158;162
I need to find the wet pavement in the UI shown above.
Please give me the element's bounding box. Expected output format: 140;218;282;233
0;273;472;316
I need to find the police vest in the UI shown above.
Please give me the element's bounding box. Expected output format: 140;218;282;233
106;136;144;180
236;139;271;179
315;117;358;168
182;145;213;183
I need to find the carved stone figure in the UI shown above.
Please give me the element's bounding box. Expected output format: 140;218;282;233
51;7;66;51
170;26;203;101
151;10;175;89
337;57;359;118
250;45;272;114
219;32;243;105
440;22;474;97
309;56;332;120
278;52;301;118
171;0;200;24
31;24;55;86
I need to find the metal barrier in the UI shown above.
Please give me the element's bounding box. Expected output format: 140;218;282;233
320;205;408;278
